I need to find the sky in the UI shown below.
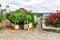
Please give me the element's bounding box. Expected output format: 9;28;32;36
0;0;60;13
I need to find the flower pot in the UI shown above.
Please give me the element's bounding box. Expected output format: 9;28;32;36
5;19;12;28
0;22;2;28
28;23;33;30
11;24;19;30
24;24;29;31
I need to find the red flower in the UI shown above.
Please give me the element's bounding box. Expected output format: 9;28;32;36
46;12;60;24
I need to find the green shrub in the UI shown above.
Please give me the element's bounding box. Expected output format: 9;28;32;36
0;13;3;21
7;10;21;24
7;10;34;25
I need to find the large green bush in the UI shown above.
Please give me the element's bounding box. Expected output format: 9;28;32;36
23;11;34;24
7;10;34;24
7;10;21;24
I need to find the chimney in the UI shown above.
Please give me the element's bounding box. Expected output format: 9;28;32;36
6;5;10;13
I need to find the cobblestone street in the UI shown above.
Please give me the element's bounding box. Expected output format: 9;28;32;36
0;27;60;40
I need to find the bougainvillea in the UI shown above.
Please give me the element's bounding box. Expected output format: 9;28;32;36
45;12;60;27
46;13;60;24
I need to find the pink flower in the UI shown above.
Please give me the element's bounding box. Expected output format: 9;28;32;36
45;12;60;24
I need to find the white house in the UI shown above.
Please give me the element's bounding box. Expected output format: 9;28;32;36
6;5;10;13
0;4;1;13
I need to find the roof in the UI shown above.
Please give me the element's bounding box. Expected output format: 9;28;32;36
19;8;27;13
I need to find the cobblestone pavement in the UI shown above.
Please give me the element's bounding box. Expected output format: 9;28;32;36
0;27;60;40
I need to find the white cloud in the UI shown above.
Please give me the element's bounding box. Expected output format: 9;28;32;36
0;0;60;13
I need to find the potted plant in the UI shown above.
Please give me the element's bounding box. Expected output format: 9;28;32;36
0;13;3;28
33;22;37;27
33;14;37;27
27;15;34;30
24;11;34;30
42;13;60;30
7;10;21;30
21;13;29;30
40;16;42;27
18;11;34;30
7;10;35;30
